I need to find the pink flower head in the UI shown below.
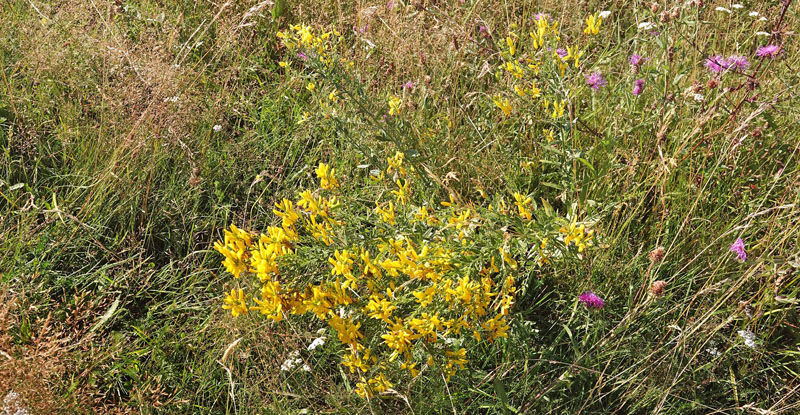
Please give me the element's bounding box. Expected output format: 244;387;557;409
633;78;645;95
579;291;605;309
297;51;308;61
727;55;750;71
533;12;550;22
556;48;568;59
585;71;607;91
729;238;747;261
629;54;644;66
401;80;415;90
755;44;780;58
705;55;729;73
386;0;395;10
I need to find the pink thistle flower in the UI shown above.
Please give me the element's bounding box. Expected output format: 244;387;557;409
585;71;607;91
629;54;644;67
633;78;645;95
755;44;780;58
579;291;605;309
705;55;729;73
401;81;415;90
727;55;750;71
729;238;747;261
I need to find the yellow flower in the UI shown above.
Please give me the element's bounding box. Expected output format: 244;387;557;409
213;225;252;278
412;284;438;307
315;163;340;189
375;201;396;225
388;95;402;115
364;293;396;322
544;128;555;142
381;319;415;358
328;315;363;347
303;285;332;319
306;82;315;91
584;13;602;35
500;247;518;270
513;192;533;220
482;314;510;341
251;281;284;321
329;249;355;279
505;36;516;56
273;198;300;231
391;179;410;204
559;221;595;252
551;100;565;119
297;112;310;125
222;288;248;317
328;89;339;102
278;61;288;67
493;96;513;116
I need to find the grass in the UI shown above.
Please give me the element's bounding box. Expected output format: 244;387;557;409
1;0;799;413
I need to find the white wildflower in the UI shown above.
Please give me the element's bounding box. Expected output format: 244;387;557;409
599;11;611;19
638;21;655;30
693;93;705;102
737;329;757;349
301;364;311;372
749;11;759;17
731;4;744;9
756;31;770;36
280;350;304;371
715;7;731;13
212;124;222;132
759;17;767;21
307;337;326;351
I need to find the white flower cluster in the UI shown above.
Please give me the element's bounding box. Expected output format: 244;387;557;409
280;350;311;372
737;329;757;349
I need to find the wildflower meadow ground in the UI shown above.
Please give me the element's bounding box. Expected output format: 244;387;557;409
1;0;799;414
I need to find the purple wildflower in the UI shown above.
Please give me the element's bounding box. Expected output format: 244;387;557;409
755;44;780;58
386;0;395;10
401;80;415;90
297;52;308;61
633;78;645;96
727;55;750;71
629;54;644;67
556;48;568;59
705;55;729;73
533;12;549;21
579;291;605;309
729;238;747;262
585;71;607;91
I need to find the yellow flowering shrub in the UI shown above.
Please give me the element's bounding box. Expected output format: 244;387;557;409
213;151;598;398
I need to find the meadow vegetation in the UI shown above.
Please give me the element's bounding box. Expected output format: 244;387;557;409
1;0;799;413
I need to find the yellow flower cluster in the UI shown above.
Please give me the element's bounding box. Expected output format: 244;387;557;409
492;12;603;122
493;16;567;118
559;220;596;253
277;24;344;68
214;155;596;398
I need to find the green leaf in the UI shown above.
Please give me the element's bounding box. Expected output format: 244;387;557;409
272;0;287;19
493;378;512;415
